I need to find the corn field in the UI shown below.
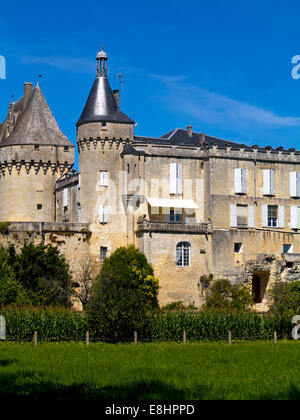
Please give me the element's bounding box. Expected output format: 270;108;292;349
0;308;293;342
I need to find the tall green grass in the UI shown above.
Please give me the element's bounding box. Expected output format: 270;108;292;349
0;307;293;341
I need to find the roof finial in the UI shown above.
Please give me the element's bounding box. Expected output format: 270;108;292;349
96;45;108;77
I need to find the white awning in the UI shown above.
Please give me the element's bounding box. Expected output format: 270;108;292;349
146;197;199;209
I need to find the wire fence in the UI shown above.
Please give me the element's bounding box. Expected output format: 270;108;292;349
1;330;293;345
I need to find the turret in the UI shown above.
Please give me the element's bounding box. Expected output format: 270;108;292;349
77;47;134;253
0;83;74;222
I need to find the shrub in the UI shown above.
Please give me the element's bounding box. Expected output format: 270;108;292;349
268;281;300;317
87;246;159;339
0;243;72;307
204;278;253;312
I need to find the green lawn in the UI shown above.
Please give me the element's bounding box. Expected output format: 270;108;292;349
0;341;300;400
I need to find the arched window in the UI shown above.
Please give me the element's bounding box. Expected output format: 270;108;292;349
176;242;191;267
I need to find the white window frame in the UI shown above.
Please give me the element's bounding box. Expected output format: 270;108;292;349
63;188;68;207
234;168;247;194
263;169;275;196
99;170;108;187
290;172;300;198
176;242;190;267
99;204;109;223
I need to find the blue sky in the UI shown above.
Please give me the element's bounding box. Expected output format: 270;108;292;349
1;0;300;169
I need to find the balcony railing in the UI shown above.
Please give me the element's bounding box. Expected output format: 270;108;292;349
137;219;212;233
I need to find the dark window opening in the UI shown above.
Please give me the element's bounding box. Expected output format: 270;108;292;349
286;262;294;268
37;204;42;210
34;145;39;150
127;164;130;174
234;243;243;253
64;146;69;152
100;246;108;261
268;205;278;227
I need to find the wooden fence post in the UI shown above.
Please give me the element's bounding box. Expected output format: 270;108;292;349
33;331;37;346
228;331;232;345
86;331;89;346
274;331;277;344
183;330;186;345
134;331;138;345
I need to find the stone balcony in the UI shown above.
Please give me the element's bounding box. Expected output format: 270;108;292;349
136;219;212;234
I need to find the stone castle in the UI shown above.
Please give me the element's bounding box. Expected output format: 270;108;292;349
1;47;300;311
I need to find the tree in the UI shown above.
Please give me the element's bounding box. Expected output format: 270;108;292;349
268;281;300;316
204;278;253;312
71;256;98;309
0;243;72;307
87;246;159;339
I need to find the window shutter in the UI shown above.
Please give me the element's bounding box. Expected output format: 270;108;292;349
278;206;285;228
248;205;254;228
297;173;300;197
290;172;297;197
78;173;81;189
99;205;104;223
291;207;298;229
103;171;108;186
170;163;177;194
241;169;247;194
270;170;275;195
262;205;268;227
263;170;274;195
104;205;109;223
63;189;68;206
78;207;81;223
230;204;237;227
177;163;182;195
234;168;242;193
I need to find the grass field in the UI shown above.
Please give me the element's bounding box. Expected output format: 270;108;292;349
0;341;300;400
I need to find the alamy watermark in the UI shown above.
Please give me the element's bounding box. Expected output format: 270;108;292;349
292;55;300;80
0;55;6;79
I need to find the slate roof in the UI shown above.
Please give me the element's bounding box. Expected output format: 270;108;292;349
135;128;241;148
0;85;72;147
77;76;134;126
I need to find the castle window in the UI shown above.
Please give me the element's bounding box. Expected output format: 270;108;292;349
64;146;69;152
170;209;181;223
99;204;109;224
99;170;108;187
63;188;68;207
100;246;108;261
234;243;243;253
34;145;39;150
283;244;293;254
234;168;247;194
102;121;107;127
176;242;190;267
263;169;275;196
236;204;248;227
290;172;300;198
37;204;42;210
170;163;182;195
127;164;130;174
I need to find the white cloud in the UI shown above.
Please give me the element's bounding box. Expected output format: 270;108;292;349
150;73;300;129
21;55;95;74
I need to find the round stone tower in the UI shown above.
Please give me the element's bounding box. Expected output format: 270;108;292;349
76;46;134;254
0;82;74;222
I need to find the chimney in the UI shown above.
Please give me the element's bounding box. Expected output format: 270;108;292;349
199;133;206;145
187;125;192;137
113;89;120;109
24;82;33;110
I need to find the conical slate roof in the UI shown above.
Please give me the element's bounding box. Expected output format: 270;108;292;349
0;85;72;147
77;76;134;126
